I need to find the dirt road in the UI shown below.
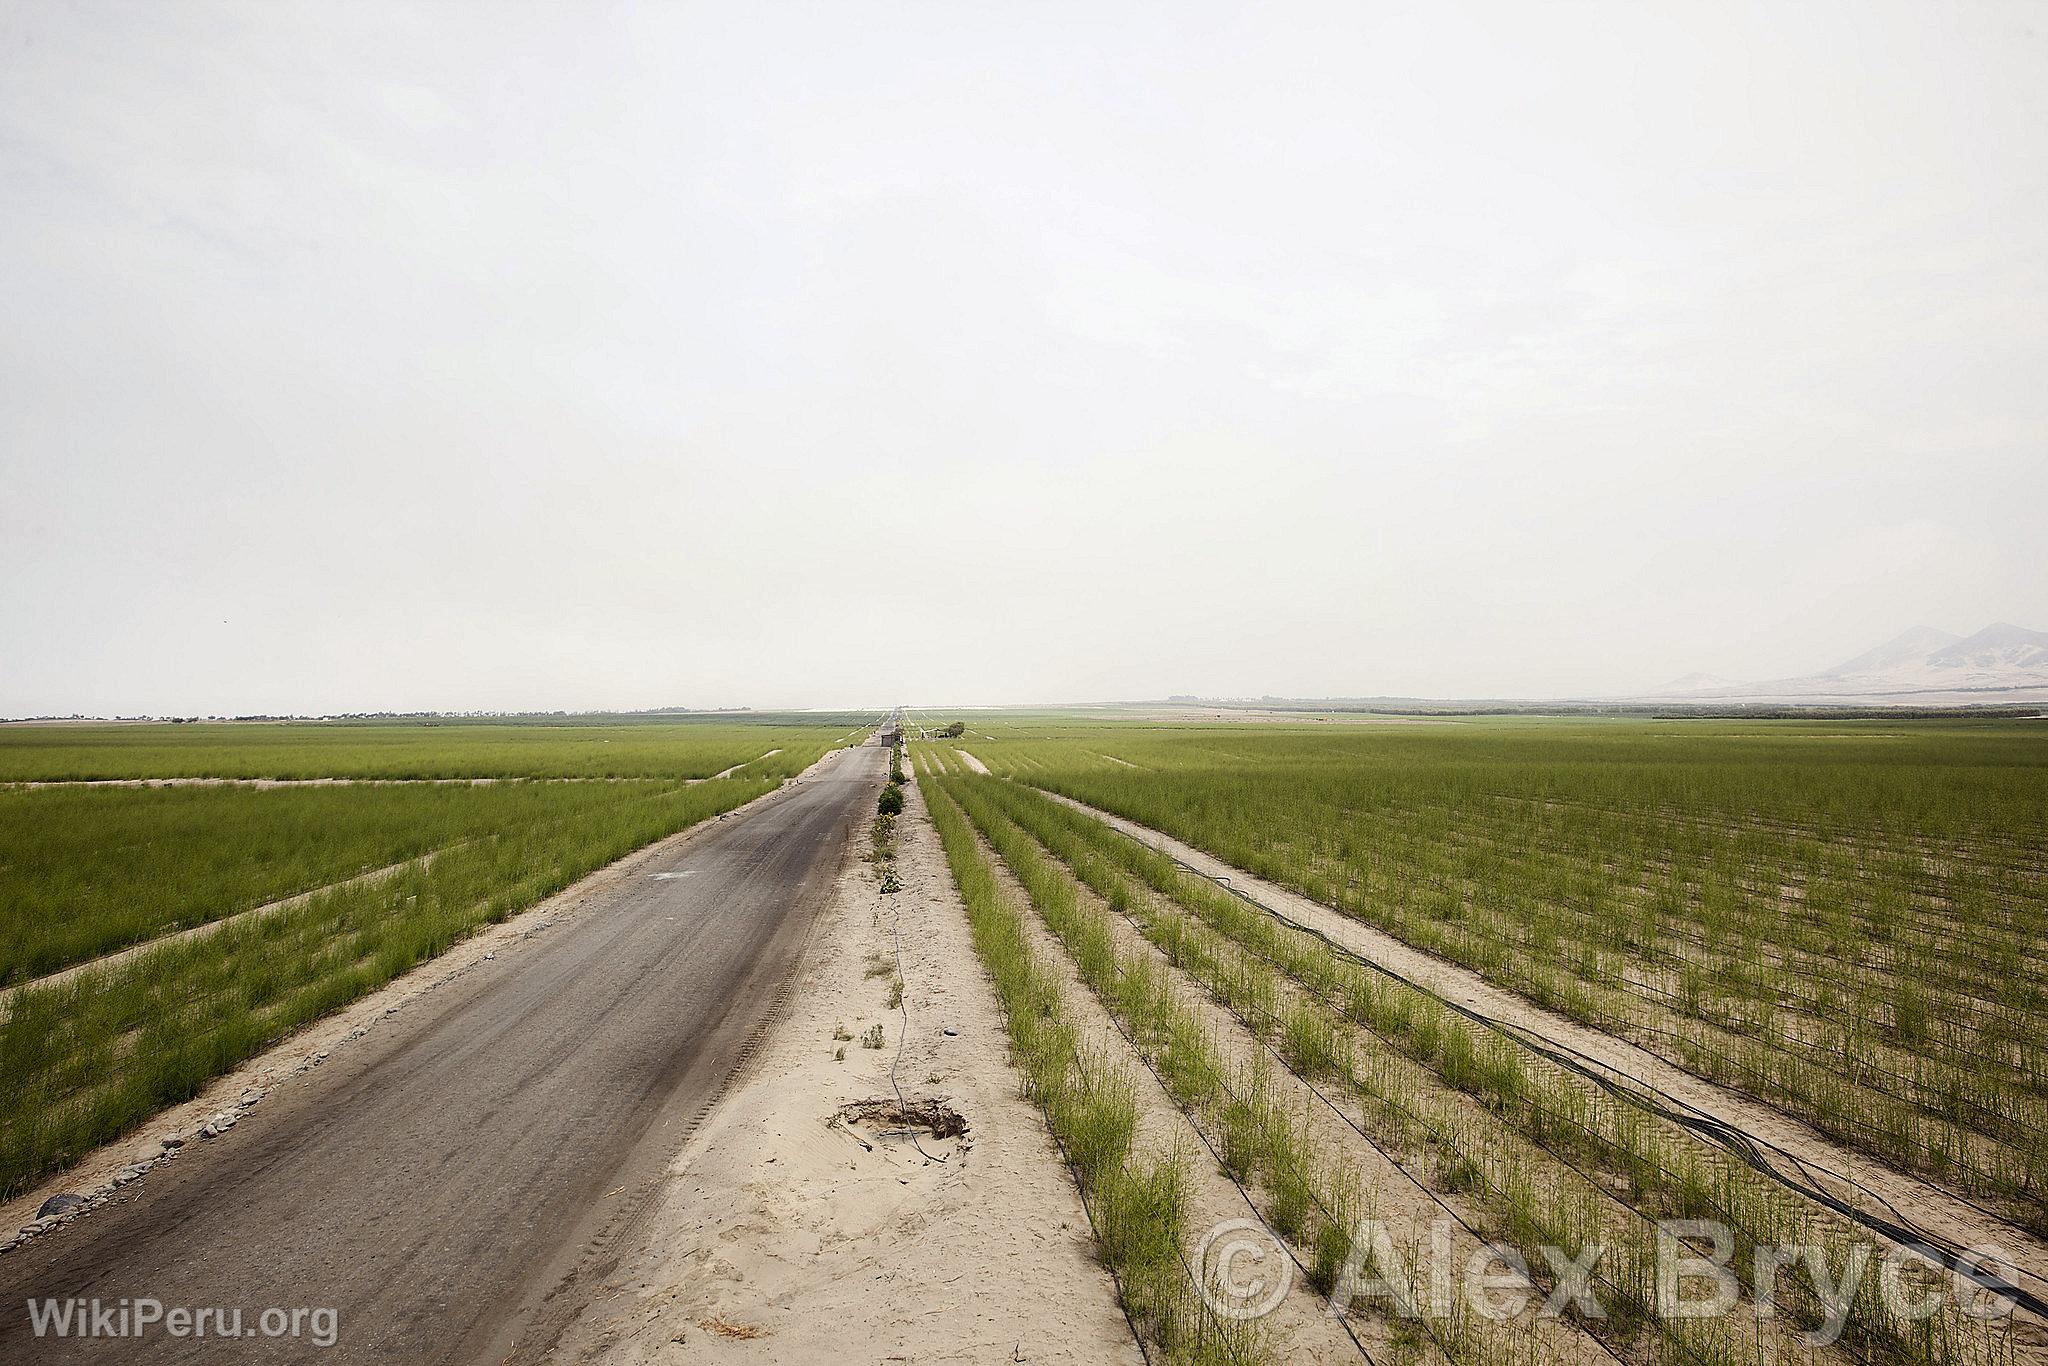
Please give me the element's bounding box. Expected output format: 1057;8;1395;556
0;741;887;1362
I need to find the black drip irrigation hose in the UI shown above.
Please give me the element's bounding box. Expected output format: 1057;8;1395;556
885;743;945;1167
1072;802;2048;1324
1293;821;2043;1147
1411;803;2046;1030
1058;1048;1158;1366
1290;807;2048;1096
947;783;1380;1366
1070;957;1384;1366
991;792;1717;1366
886;910;944;1167
1178;956;1633;1366
1101;836;1937;1366
1097;1009;1390;1366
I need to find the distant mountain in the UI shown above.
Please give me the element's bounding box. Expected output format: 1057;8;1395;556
1925;622;2048;672
1818;625;1961;678
1650;622;2048;706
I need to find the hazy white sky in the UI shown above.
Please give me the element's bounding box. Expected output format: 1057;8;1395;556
4;1;2044;714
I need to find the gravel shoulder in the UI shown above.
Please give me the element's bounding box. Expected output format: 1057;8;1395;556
546;770;1141;1365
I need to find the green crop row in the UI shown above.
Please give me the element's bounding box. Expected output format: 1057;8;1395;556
0;781;689;985
915;772;1262;1366
961;773;2000;1366
0;776;779;1196
972;720;2047;1228
0;719;864;782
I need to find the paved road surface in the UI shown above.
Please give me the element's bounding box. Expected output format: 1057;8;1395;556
0;740;887;1362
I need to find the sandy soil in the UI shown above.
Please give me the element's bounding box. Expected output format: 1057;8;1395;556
953;748;991;775
0;749;855;1247
1046;794;2048;1311
544;771;1141;1365
962;822;1360;1365
1065;865;1611;1364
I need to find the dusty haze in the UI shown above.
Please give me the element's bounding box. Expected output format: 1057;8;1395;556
3;1;2045;714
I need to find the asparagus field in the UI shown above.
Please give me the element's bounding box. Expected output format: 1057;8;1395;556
0;716;873;1195
908;713;2046;1366
0;717;868;782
